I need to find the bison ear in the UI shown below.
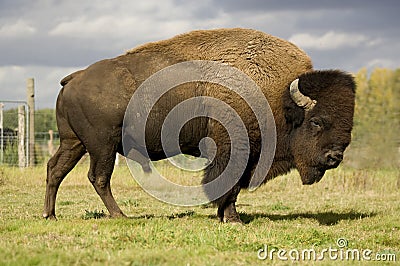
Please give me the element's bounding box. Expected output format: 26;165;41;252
284;104;305;129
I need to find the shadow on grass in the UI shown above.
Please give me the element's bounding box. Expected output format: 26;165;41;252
82;210;196;220
82;209;375;226
239;211;376;225
125;210;195;220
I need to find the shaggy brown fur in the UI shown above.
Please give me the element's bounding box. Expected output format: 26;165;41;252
43;28;355;223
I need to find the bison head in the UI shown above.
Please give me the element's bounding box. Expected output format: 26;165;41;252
285;70;356;185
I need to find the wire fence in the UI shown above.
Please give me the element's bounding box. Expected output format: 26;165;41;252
0;101;62;167
33;131;60;165
0;101;29;166
0;102;125;167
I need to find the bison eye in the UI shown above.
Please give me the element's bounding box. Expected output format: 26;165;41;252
310;118;322;130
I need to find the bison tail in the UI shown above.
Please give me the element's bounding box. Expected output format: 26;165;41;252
60;70;84;86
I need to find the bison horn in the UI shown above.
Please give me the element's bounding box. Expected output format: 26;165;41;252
289;79;317;111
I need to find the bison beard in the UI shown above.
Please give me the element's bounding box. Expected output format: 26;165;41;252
43;28;355;223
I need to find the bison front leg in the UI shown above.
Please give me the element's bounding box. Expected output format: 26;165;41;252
202;151;243;224
216;184;242;223
87;150;126;218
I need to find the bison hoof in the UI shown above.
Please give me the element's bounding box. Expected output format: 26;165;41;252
43;213;57;220
219;202;243;224
223;216;244;224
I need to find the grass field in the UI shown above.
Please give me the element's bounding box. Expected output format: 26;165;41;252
0;162;399;265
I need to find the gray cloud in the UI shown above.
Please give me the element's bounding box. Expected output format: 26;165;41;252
212;0;399;12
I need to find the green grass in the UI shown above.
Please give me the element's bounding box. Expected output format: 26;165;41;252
0;163;399;265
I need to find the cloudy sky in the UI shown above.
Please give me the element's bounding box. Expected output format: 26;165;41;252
0;0;399;108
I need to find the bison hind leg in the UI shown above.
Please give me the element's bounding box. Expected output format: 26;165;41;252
44;139;86;219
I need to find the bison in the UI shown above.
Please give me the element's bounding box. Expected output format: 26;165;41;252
43;28;355;223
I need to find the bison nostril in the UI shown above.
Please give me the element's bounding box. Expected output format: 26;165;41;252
325;151;343;167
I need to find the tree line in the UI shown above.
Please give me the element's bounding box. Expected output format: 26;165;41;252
347;67;399;168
